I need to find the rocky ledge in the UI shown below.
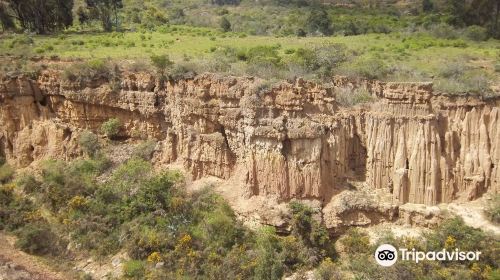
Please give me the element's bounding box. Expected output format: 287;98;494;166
1;70;499;209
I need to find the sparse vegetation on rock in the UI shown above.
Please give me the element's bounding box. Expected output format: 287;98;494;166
100;118;121;139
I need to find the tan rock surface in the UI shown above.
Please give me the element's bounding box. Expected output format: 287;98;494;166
1;71;499;213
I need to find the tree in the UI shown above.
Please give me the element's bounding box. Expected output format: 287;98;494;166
445;0;467;26
4;0;73;34
443;0;499;38
76;6;90;25
78;131;100;157
220;16;231;32
0;2;15;31
422;0;434;12
85;0;123;32
150;54;173;88
100;118;121;139
305;8;332;35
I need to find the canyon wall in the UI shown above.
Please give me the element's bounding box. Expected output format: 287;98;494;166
0;71;498;206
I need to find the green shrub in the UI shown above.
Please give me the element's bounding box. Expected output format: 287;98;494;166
131;140;157;160
79;130;100;157
246;45;282;66
15;174;40;194
290;43;348;79
345;58;390;80
100;118;121;139
435;69;491;95
110;158;152;193
254;227;285;280
0;184;14;207
464;25;488;41
340;228;370;255
438;60;468;79
425;218;484;252
38;160;97;211
62;59;110;83
123;260;146;279
0;156;5;166
289;201;332;251
0;164;14;183
15;222;62;255
150;54;174;78
8;35;34;48
336;87;375;106
461;71;491;94
430;23;459;39
0;185;37;231
315;258;343;280
126;226;170;259
220;17;231;32
199;201;243;250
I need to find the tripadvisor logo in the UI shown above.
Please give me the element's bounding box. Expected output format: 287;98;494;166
374;244;482;267
375;244;398;267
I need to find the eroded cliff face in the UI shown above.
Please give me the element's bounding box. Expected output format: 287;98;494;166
0;70;498;207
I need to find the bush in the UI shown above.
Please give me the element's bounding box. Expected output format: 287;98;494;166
62;59;110;83
126;226;170;259
430;23;459;39
0;185;37;231
465;25;488;41
340;228;370;255
220;17;231;32
8;35;34;48
246;45;282;66
435;69;492;95
438;60;468;79
305;8;332;35
38;160;97;211
110;158;152;194
79;131;100;157
425;218;484;252
131;140;157;160
100;118;121;139
150;54;174;78
345;58;390;80
0;164;14;183
290;43;348;79
289;202;332;252
336;87;374;106
15;222;61;255
15;174;40;194
316;258;343;280
123;260;146;279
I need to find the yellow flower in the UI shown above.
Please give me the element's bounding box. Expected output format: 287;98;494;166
470;263;481;275
147;252;162;263
187;249;197;259
68;195;89;210
24;209;43;222
175;234;192;252
179;234;192;246
444;235;456;249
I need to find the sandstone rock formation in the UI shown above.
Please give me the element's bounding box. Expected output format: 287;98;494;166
0;69;498;207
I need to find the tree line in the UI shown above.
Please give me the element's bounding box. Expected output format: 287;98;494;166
0;0;499;38
0;0;123;33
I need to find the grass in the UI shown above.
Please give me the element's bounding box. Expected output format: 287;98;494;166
1;25;499;93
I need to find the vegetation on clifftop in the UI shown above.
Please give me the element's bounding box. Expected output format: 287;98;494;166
0;0;499;96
